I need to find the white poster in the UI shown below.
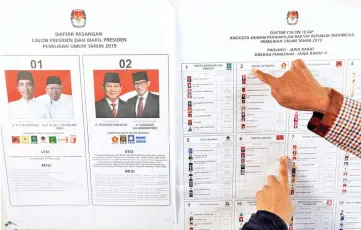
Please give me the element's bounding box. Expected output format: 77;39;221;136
1;0;361;229
0;0;176;228
175;0;361;229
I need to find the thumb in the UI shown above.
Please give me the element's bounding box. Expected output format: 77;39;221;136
252;68;278;88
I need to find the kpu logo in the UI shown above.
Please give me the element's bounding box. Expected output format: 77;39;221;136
71;9;86;28
287;10;299;25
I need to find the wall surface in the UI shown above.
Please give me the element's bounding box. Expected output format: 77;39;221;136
1;197;174;230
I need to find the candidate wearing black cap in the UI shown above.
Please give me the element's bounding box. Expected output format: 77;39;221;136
46;76;62;101
17;71;35;101
37;75;74;119
95;72;131;118
127;71;159;118
8;71;51;119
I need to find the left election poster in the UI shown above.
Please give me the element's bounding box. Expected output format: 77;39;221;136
0;55;89;207
0;0;177;229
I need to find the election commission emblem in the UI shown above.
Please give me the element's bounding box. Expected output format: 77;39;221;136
287;10;299;25
71;9;86;28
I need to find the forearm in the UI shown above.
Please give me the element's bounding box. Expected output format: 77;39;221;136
307;88;361;158
242;211;288;230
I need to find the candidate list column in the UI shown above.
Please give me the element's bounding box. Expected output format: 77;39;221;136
346;59;361;101
182;63;233;134
184;201;232;230
288;60;345;131
287;133;338;198
183;136;233;200
236;62;288;133
83;55;170;206
290;200;333;229
0;55;89;206
182;63;234;230
335;200;361;229
337;150;361;197
235;134;285;199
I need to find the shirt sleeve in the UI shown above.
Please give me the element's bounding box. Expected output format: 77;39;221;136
242;211;288;230
307;88;361;158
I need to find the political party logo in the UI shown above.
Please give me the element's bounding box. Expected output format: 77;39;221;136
71;9;86;28
336;61;343;67
226;136;230;141
11;136;20;144
40;136;47;143
58;136;69;143
21;136;30;144
226;63;232;70
49;136;57;144
31;136;38;144
326;200;332;206
112;136;119;144
120;135;127;144
136;136;146;143
69;135;77;144
287;10;299;25
276;135;284;140
281;63;287;69
128;135;135;143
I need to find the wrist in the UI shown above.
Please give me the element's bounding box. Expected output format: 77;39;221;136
253;211;288;229
313;87;331;114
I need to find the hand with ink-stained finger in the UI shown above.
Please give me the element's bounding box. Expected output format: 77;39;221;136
256;156;294;224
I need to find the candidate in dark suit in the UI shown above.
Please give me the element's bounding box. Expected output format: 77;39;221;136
127;71;160;118
95;72;131;118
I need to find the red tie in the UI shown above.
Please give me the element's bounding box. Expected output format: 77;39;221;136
137;97;144;118
111;103;117;117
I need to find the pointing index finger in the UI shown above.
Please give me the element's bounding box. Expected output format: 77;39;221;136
279;156;289;186
252;68;278;88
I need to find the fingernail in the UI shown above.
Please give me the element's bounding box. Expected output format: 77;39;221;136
252;68;257;73
281;156;286;160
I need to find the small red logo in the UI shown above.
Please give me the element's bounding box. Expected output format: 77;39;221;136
287;10;299;25
69;135;77;143
276;135;284;140
12;136;20;144
71;9;86;28
336;61;343;67
326;200;332;206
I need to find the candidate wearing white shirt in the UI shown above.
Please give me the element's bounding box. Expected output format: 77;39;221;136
8;71;50;119
37;76;73;119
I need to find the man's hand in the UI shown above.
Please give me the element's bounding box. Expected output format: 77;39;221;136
256;156;294;224
252;59;331;114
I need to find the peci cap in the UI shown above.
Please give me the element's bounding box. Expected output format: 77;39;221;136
17;71;34;83
132;71;148;82
103;72;120;85
46;76;62;85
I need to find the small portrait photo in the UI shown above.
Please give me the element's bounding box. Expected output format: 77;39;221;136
5;70;73;119
93;70;159;119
